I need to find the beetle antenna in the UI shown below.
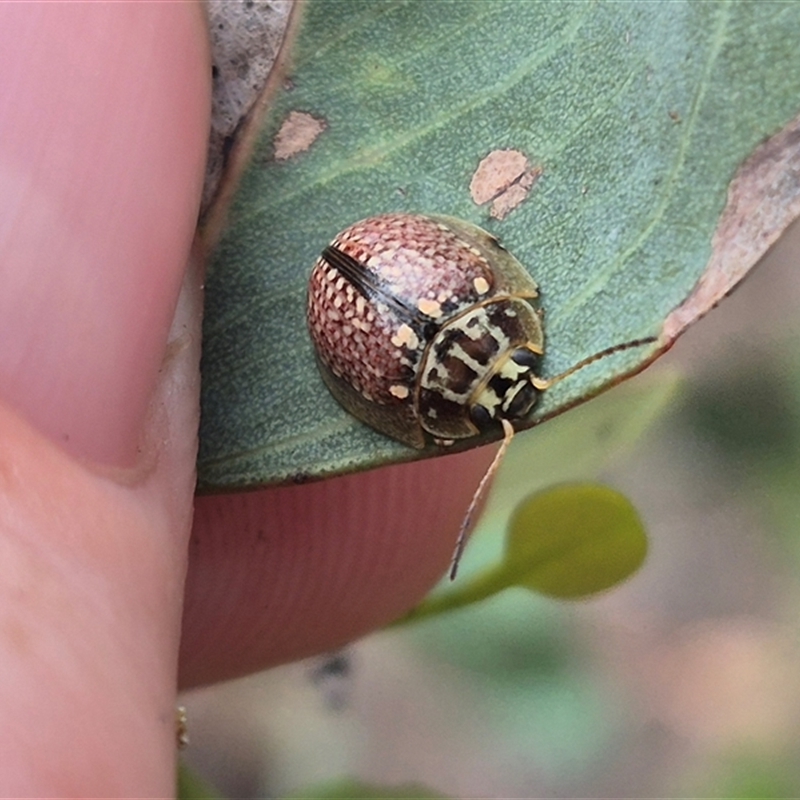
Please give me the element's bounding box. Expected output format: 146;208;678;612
449;418;515;580
534;336;658;390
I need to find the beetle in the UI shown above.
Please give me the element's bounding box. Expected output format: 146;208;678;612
307;213;550;449
307;213;655;576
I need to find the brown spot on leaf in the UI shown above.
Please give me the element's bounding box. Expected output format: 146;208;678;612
663;113;800;342
469;149;542;219
273;110;327;160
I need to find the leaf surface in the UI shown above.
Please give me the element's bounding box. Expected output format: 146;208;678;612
198;1;800;490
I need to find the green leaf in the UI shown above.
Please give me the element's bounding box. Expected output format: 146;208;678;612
198;1;800;490
504;483;647;598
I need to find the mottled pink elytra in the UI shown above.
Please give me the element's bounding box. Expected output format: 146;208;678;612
307;213;655;576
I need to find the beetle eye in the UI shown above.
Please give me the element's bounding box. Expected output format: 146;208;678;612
503;381;538;420
469;403;493;429
510;348;539;369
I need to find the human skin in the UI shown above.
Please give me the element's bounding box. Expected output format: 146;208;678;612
0;3;497;795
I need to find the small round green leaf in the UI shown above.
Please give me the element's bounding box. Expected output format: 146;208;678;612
505;483;647;598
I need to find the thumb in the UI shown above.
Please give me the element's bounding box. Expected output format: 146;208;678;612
0;4;208;796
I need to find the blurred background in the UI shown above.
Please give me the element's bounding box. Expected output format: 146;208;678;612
181;220;800;799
